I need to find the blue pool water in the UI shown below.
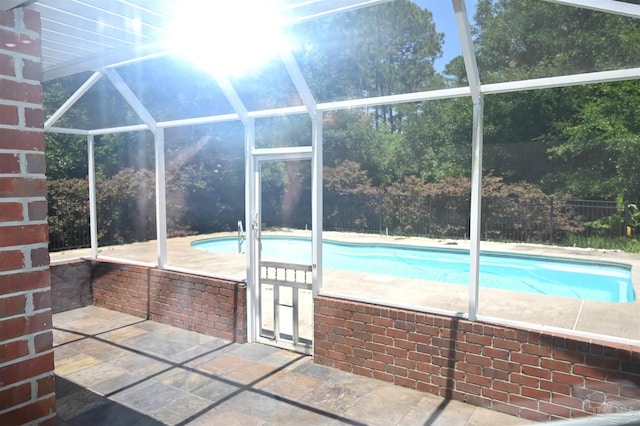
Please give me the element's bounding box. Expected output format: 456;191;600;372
192;236;634;303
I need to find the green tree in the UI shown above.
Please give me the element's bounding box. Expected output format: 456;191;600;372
324;160;382;232
442;0;640;195
164;123;245;233
323;111;405;185
43;73;154;180
547;81;640;202
44;75;91;179
473;0;640;82
400;98;473;182
291;0;444;129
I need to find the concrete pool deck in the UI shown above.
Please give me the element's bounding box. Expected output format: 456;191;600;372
50;231;640;342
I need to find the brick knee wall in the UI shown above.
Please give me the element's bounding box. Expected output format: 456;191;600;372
0;7;56;425
50;260;92;313
92;261;149;318
149;269;246;342
91;260;247;342
314;296;640;422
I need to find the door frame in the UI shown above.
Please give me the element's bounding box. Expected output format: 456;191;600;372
256;154;313;353
245;115;322;352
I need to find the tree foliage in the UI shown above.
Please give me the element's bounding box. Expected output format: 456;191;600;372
473;0;640;82
468;0;640;198
547;81;640;200
290;0;444;129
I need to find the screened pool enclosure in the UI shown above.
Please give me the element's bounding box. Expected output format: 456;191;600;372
37;0;640;349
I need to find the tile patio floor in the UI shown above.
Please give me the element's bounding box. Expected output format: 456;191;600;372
54;306;532;425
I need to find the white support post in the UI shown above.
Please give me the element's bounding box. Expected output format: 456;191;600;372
87;135;98;258
453;0;484;321
155;128;167;268
245;118;259;343
468;100;484;321
311;110;323;296
280;42;323;298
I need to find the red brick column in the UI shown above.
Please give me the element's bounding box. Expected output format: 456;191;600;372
0;7;56;425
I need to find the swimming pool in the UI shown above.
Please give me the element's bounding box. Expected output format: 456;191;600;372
191;236;634;303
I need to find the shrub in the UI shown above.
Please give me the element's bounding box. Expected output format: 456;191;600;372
48;168;193;249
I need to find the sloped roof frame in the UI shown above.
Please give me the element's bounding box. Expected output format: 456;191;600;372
36;0;640;134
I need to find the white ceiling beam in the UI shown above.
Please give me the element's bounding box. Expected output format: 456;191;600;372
541;0;640;19
282;0;393;25
159;113;241;129
40;1;392;81
482;67;640;95
279;47;317;116
45;67;640;136
44;71;102;129
318;87;472;111
46;126;90;135
88;123;149;136
214;75;249;126
248;105;308;119
102;67;157;133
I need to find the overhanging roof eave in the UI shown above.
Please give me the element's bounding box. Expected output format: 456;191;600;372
42;41;169;82
39;0;394;82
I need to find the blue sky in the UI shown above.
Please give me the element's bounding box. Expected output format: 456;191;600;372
414;0;478;71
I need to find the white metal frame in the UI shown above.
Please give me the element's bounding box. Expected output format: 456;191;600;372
253;152;314;352
43;0;640;337
453;0;483;321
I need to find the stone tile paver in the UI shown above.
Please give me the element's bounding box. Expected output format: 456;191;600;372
151;393;212;425
56;388;109;421
186;407;265;426
343;391;415;426
100;325;149;343
55;353;104;376
110;380;193;413
65;362;131;389
259;371;324;400
300;382;364;414
55;306;533;425
196;353;279;384
67;337;130;361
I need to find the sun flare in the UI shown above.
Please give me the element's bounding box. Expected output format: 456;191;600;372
167;0;289;77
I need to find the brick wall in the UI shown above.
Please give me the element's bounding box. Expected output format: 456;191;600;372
0;7;56;425
314;296;640;422
50;260;92;314
92;261;149;318
149;269;246;342
91;260;247;342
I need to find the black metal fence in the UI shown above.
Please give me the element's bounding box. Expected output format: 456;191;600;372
48;196;635;252
48;199;91;252
323;197;633;247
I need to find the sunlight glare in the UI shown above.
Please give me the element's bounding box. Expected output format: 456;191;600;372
167;0;288;77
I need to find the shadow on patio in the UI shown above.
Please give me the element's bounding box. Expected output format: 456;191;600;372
53;306;530;425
